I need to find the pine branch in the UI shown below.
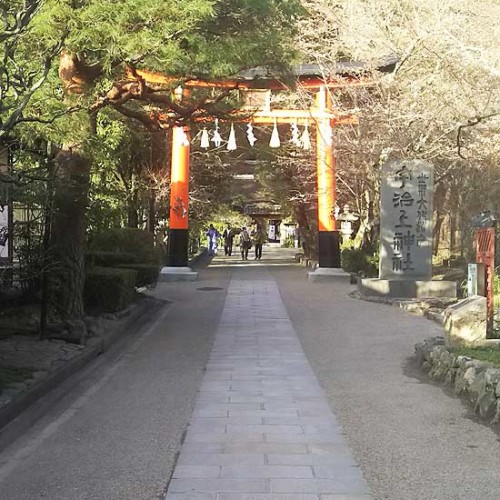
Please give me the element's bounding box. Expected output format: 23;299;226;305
112;104;162;132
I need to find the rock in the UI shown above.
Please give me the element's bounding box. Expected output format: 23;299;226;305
84;317;103;337
415;337;445;366
6;382;28;391
444;368;456;386
32;370;48;380
475;369;500;419
456;366;476;395
444;296;487;347
1;387;23;397
492;399;500;424
46;322;66;334
0;394;13;406
469;368;486;402
428;346;451;381
456;356;472;369
47;320;87;345
101;313;118;321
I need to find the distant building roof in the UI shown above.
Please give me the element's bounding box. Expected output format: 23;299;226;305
237;55;399;80
244;203;283;216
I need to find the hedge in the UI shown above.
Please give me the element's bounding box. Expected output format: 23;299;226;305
117;264;159;287
85;251;138;267
90;228;160;264
84;267;137;312
341;248;378;277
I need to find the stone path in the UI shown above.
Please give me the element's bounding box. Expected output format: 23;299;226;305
165;272;371;499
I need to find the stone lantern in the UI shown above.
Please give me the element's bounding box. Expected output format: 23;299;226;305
337;204;359;245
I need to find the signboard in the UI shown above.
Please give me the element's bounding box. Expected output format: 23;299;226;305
467;262;485;296
379;159;434;280
475;227;495;331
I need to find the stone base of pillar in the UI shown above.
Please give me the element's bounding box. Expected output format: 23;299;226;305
358;278;457;299
318;231;341;268
308;267;351;283
159;266;198;282
166;228;189;267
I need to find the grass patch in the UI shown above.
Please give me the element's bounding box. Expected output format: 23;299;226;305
0;366;33;390
451;347;500;367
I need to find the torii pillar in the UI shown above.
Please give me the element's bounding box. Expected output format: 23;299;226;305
160;125;198;281
316;86;340;268
307;86;348;282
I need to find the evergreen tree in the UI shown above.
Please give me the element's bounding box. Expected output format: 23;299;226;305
1;0;304;326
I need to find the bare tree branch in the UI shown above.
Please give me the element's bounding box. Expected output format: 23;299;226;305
457;112;500;159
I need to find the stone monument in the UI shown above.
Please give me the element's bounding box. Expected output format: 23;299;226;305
358;159;456;298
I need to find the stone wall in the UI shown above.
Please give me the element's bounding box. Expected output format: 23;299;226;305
415;336;500;424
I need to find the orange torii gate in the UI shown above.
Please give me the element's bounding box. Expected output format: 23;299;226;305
130;68;362;278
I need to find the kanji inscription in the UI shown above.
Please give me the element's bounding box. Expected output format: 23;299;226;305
379;160;434;280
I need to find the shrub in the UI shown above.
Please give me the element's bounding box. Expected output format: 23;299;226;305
85;251;138;267
117;264;159;287
90;228;160;264
84;267;137;312
281;235;295;248
341;248;378;277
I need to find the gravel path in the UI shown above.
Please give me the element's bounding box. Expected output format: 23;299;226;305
271;264;500;500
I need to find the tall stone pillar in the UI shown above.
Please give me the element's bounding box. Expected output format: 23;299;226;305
358;159;456;298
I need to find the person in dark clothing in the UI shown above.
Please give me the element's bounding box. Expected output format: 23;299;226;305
222;224;234;256
251;224;266;260
239;226;251;260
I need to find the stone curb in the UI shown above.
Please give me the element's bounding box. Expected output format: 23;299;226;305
189;247;208;267
296;254;319;269
0;295;165;442
350;290;454;325
415;336;500;425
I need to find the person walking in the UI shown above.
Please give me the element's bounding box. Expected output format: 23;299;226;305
251;224;266;260
239;226;251;260
206;224;221;255
222;223;234;256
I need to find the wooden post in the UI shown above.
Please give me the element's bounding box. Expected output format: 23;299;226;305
476;227;495;333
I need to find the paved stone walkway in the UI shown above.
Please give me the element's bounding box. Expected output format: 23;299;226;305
166;272;371;499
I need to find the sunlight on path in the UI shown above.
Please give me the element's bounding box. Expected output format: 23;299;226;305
165;269;372;499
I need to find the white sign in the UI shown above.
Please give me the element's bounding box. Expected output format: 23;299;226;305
0;145;9;260
0;205;8;260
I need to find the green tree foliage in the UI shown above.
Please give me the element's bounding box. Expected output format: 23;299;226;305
1;0;305;325
0;1;61;137
88;111;151;233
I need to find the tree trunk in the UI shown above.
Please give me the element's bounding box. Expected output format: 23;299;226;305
433;182;448;256
293;202;316;259
147;131;169;233
127;188;139;228
39;143;55;339
353;190;373;251
147;191;156;232
48;148;90;323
